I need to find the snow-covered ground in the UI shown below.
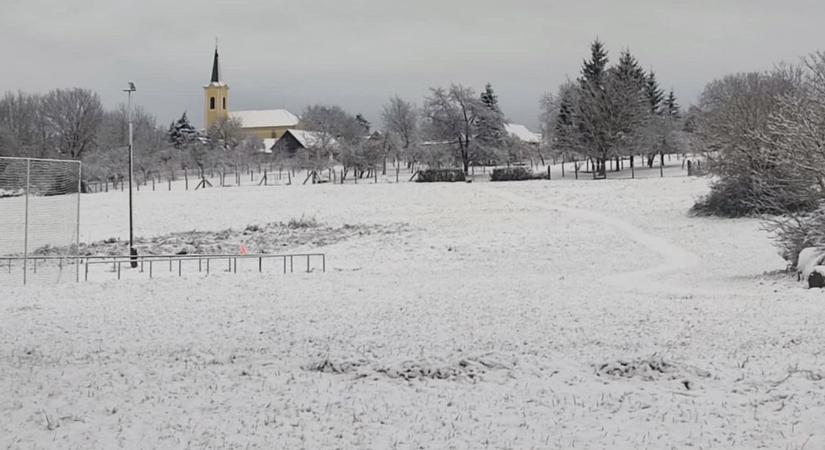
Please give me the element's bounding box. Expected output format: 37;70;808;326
2;176;824;449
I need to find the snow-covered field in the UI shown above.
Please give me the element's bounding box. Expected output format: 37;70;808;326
2;177;824;449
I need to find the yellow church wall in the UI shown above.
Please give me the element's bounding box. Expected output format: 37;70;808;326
203;84;229;129
241;126;294;140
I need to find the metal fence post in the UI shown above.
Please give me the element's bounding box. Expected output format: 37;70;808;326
23;158;30;286
76;162;81;283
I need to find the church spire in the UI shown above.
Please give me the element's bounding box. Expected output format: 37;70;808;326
210;44;220;83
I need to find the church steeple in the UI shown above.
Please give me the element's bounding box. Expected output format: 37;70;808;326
204;41;229;129
210;46;220;83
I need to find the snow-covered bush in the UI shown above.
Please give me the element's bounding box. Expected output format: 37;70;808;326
766;205;825;266
415;169;466;183
490;167;536;181
691;68;811;217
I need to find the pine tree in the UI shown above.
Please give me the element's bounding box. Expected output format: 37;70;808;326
645;71;665;115
167;112;198;149
480;83;500;112
614;50;645;84
355;113;370;134
664;90;680;118
581;39;609;86
475;83;507;160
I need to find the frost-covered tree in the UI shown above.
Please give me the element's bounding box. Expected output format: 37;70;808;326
645;71;665;115
663;90;680;118
754;52;825;263
381;95;419;169
355;113;371;134
167;112;199;150
423;84;499;173
476;83;508;162
691;67;812;217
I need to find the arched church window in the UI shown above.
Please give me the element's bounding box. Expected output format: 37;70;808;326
210;97;215;110
222;97;226;109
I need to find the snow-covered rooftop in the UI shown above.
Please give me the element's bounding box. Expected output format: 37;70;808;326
230;109;299;129
505;123;541;144
260;138;277;153
284;129;339;149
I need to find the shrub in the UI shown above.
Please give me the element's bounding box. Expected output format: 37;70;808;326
690;175;818;218
416;169;466;183
286;215;319;229
490;167;537;182
765;204;825;265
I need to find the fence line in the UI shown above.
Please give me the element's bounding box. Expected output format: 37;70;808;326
0;252;326;284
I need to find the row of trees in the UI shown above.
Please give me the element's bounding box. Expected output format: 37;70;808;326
540;40;686;175
0;89;264;183
691;52;825;264
0;42;685;184
266;83;536;179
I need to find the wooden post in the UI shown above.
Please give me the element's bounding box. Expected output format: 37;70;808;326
184;168;188;190
547;165;551;180
660;153;664;178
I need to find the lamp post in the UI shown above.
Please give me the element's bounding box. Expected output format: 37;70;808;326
124;82;137;267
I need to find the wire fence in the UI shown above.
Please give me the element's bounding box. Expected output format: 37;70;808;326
0;156;81;285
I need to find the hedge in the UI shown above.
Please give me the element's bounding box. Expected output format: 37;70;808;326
416;169;466;183
490;167;538;182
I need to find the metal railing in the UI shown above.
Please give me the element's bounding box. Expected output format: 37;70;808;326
0;252;326;284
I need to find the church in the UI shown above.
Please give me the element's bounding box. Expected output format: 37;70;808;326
203;47;299;141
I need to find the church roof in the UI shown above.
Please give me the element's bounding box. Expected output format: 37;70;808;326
211;47;221;83
504;123;541;144
230;109;299;129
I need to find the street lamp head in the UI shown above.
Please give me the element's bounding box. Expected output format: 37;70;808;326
124;82;136;92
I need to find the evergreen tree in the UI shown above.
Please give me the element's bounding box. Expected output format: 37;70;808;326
664;90;680;118
355;113;371;134
614;50;645;84
480;83;500;112
167;112;198;149
475;83;507;161
645;71;665;114
553;87;578;155
581;39;609;86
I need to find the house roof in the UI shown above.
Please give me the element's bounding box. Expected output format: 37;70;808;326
282;129;338;149
504;123;541;144
230;109;299;129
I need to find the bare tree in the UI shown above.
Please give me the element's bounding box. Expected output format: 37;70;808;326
422;84;496;174
381;95;419;171
0;91;50;158
300;104;362;175
41;88;103;159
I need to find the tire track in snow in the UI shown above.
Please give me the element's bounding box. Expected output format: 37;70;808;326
482;185;703;296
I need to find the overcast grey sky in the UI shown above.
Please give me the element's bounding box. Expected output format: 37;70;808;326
2;0;823;130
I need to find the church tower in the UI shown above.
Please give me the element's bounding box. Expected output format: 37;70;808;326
203;46;229;129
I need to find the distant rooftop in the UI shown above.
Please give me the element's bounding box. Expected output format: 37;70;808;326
230;109;299;129
504;123;541;144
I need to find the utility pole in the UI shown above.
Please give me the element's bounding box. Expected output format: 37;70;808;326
124;82;137;268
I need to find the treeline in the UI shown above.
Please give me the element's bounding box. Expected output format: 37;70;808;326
538;40;689;176
690;52;825;264
0;88;267;184
269;83;541;181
